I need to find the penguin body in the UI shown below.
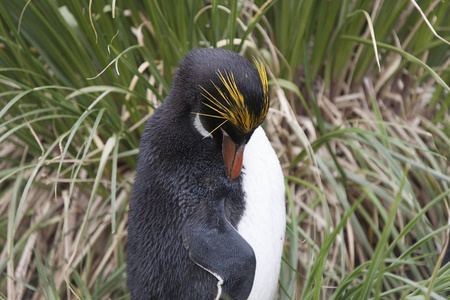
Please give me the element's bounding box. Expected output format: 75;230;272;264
127;48;285;300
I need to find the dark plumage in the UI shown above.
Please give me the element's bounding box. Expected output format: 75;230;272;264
127;48;271;300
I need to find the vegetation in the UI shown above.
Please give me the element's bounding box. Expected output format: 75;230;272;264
0;0;449;299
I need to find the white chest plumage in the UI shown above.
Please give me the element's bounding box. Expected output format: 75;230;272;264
238;126;286;300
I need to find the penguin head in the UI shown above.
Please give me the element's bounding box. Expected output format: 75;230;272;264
171;48;270;180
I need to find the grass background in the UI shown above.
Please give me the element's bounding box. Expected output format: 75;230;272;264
0;0;449;299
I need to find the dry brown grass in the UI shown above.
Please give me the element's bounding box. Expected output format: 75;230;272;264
1;0;449;299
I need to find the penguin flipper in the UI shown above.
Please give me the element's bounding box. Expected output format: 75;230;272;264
182;198;256;300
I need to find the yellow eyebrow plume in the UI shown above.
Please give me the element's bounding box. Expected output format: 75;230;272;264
199;62;269;134
254;58;269;114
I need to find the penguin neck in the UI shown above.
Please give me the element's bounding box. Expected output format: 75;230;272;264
157;96;248;228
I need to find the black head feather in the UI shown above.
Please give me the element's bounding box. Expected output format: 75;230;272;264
169;48;269;144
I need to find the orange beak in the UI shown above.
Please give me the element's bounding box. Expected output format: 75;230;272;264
221;129;245;180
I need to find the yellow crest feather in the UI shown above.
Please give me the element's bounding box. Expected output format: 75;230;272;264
199;59;269;134
253;58;269;123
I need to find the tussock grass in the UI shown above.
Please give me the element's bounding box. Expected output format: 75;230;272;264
0;0;449;299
